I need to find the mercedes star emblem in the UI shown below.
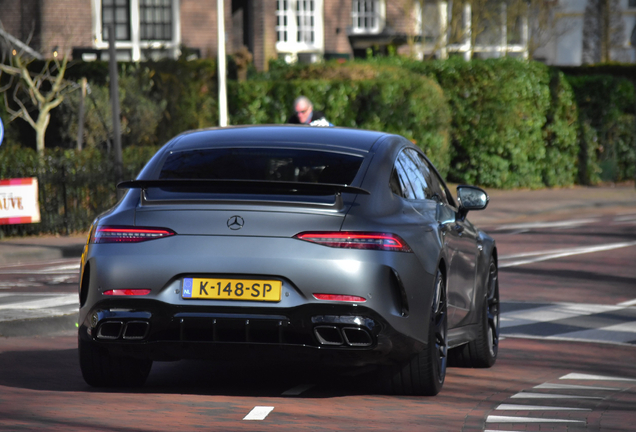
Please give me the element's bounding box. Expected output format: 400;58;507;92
227;215;244;230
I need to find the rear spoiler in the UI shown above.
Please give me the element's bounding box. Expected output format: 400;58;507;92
117;179;370;209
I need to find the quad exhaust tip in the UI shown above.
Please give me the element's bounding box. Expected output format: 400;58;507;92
96;320;150;340
314;326;372;347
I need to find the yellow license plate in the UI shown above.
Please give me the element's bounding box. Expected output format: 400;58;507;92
182;277;282;301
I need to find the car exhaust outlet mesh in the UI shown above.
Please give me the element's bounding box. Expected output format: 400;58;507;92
123;321;150;340
342;327;373;347
97;321;124;340
314;326;344;345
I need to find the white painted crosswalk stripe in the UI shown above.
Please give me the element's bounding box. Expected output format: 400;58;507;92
243;406;274;421
495;404;590;411
560;372;636;382
486;415;584;423
486;372;636;429
510;392;602;399
499;241;636;268
534;382;619;391
500;301;636;345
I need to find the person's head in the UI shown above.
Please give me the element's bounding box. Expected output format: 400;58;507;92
293;96;313;124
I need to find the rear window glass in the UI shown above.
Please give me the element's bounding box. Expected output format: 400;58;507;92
159;148;363;185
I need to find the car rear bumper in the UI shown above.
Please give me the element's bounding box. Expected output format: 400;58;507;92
78;299;426;366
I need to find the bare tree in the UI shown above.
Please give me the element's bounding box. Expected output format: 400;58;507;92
438;0;570;60
582;0;625;64
0;26;75;154
521;0;576;60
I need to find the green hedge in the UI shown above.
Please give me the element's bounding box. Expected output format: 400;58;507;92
565;74;635;183
389;57;578;188
229;75;451;175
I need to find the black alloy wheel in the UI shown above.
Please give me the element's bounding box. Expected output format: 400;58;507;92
379;268;448;396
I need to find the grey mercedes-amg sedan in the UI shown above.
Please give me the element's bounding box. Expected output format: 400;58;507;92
78;125;499;396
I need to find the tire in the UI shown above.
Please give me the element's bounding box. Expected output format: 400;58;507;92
79;337;153;387
449;257;499;368
380;269;448;396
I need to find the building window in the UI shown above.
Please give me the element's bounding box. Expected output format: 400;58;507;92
139;0;173;41
351;0;384;34
94;0;180;61
276;0;289;42
276;0;323;56
296;0;316;44
102;0;131;41
629;0;636;8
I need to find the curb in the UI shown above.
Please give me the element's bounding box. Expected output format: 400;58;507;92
0;243;84;266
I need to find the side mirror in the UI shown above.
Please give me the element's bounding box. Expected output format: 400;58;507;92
457;185;489;219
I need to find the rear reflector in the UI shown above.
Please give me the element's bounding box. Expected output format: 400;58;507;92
313;293;366;302
91;226;175;243
294;232;412;252
103;289;151;296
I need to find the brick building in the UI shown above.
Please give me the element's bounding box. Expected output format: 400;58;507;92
0;1;634;69
0;0;430;70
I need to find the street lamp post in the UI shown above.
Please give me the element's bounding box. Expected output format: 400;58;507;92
218;0;229;127
108;24;124;198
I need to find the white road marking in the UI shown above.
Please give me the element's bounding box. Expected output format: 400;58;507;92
500;303;623;328
243;406;274;421
547;322;636;344
617;298;636;307
561;372;636;382
0;294;77;310
496;219;597;231
510;392;602;399
495;404;590;411
534;383;618;391
614;214;636;222
486;415;584;423
281;384;315;396
499;241;636;268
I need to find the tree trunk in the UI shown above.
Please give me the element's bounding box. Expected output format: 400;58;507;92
35;112;51;155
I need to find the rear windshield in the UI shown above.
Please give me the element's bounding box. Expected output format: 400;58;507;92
159;148;363;185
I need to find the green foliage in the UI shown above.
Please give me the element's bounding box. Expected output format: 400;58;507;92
228;71;451;175
398;58;545;188
539;67;579;187
0;145;160;236
59;66;166;149
565;74;635;182
147;59;219;142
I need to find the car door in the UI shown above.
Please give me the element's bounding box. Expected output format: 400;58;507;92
422;158;479;327
393;149;463;326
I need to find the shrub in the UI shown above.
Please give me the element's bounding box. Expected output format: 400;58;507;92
233;62;451;175
566;74;635;183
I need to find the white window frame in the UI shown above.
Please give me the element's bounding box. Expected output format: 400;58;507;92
92;0;181;61
276;0;324;54
350;0;385;35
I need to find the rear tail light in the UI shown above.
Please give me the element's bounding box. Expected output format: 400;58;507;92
91;226;176;243
103;289;151;296
313;293;366;302
294;232;412;252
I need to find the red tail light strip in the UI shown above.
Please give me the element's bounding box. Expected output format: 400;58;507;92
294;232;412;252
103;289;151;296
313;293;366;302
91;226;176;243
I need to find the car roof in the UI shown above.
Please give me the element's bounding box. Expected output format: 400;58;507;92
165;125;390;153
